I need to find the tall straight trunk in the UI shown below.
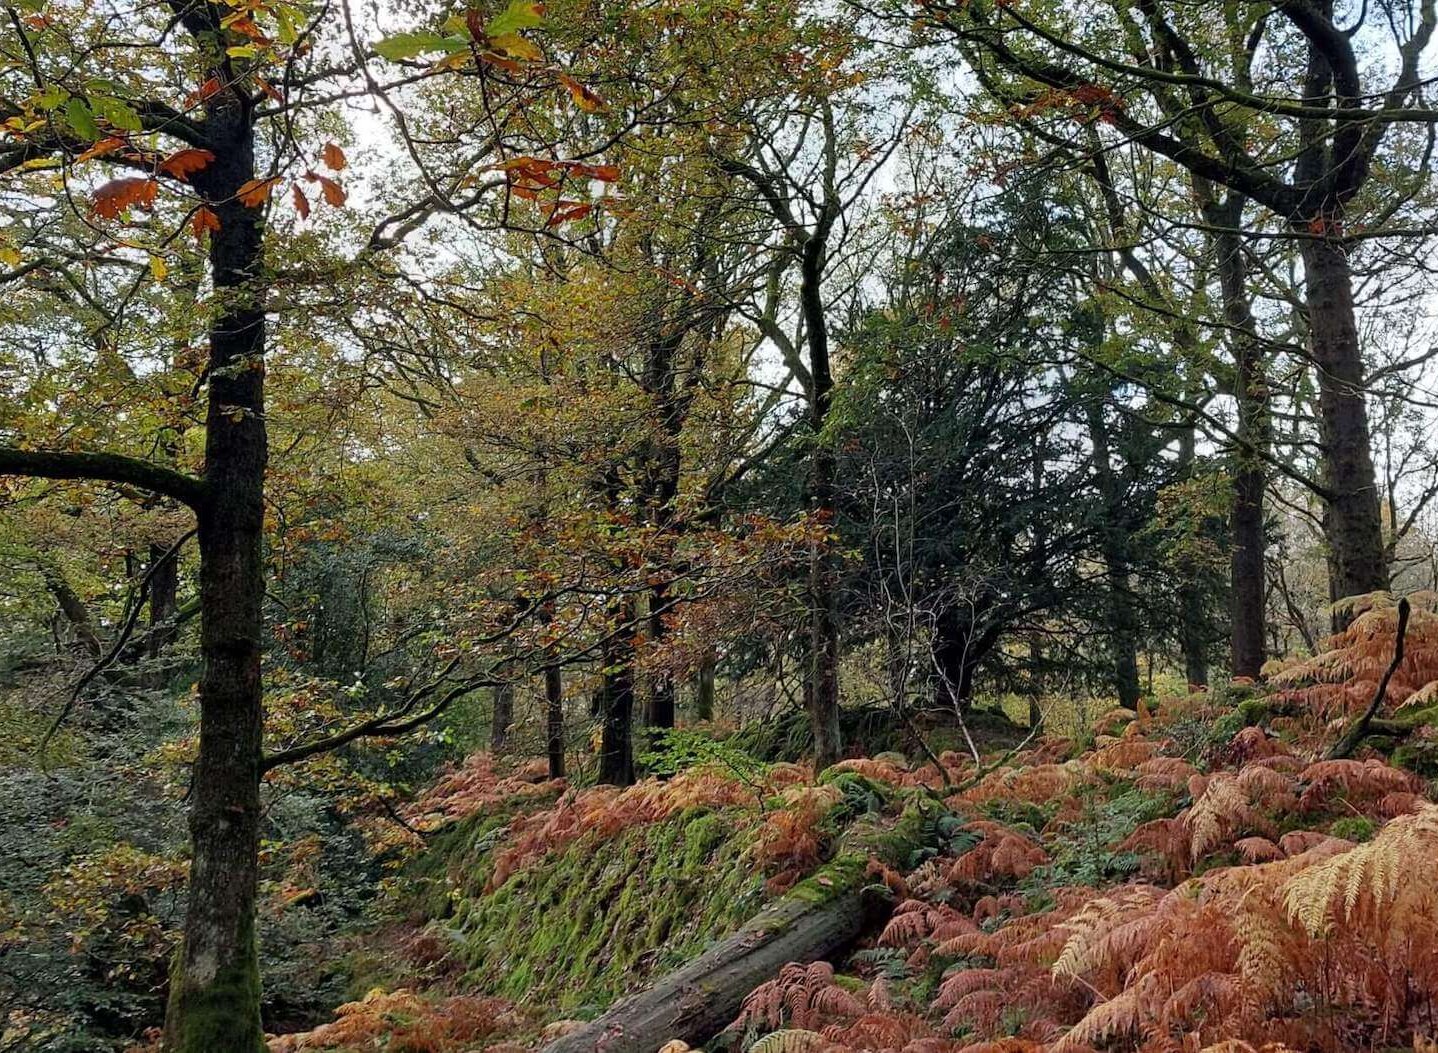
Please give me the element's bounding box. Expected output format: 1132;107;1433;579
1298;232;1388;616
490;682;514;754
644;583;675;730
695;654;716;722
1083;400;1141;710
1206;193;1270;679
596;600;637;786
164;106;268;1053
802;231;842;769
544;662;565;778
1174;423;1209;688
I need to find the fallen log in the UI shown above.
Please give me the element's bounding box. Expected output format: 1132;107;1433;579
541;800;939;1053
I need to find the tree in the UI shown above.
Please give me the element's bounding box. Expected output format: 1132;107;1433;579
931;0;1438;614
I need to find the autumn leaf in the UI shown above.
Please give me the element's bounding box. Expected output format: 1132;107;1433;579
487;32;541;61
75;137;128;163
236;176;280;208
149;255;168;282
546;200;592;227
186;77;223;107
91;177;157;219
292;183;311;220
558;73;605;113
306;172;346;207
321;142;347;171
190;207;221;240
158;148;216;180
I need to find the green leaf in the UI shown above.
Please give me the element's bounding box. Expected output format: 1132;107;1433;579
91;97;142;133
373;30;468;60
35;85;67;111
485;0;544;37
64;97;99;141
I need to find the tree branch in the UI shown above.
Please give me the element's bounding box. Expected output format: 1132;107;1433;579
0;447;206;509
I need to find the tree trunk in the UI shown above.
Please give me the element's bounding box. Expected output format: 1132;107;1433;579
1298;232;1388;618
490;682;514;755
545;662;565;779
1174;423;1209;688
540;806;938;1053
35;556;102;656
597;601;637;786
164;112;268;1053
1082;400;1141;710
695;655;716;722
933;605;992;712
644;585;675;731
148;540;180;665
1207;195;1269;679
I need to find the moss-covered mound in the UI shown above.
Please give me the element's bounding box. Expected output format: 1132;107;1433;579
450;805;766;1013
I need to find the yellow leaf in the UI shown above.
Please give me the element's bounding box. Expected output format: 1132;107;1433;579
149;255;168;282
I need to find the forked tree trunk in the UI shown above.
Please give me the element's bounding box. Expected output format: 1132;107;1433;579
1298;232;1388;620
164;106;268;1053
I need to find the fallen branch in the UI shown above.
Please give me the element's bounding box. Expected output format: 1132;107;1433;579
1327;597;1411;760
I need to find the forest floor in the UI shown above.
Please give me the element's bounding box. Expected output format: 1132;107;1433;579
258;602;1438;1053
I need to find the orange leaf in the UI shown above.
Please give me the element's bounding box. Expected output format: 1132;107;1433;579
558;73;605;113
158;148;216;180
236;176;280;208
75;137;128;163
190;207;221;240
291;183;311;220
91;177;157;219
589;164;620;182
307;172;346;207
321;142;346;171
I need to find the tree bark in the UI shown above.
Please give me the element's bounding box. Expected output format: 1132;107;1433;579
545;662;565;779
597;600;637;786
490;682;514;755
164;103;268;1053
695;654;716;722
1083;399;1141;709
1205;192;1269;679
1298;232;1388;619
800;203;843;769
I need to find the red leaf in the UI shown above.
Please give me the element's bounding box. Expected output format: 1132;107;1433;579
291;183;311;220
546;200;592;227
91;177;157;219
158;148;216;180
321;142;346;171
186;77;223;107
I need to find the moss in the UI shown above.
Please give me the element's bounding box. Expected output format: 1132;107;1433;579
164;917;265;1053
446;806;767;1010
1329;816;1377;842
